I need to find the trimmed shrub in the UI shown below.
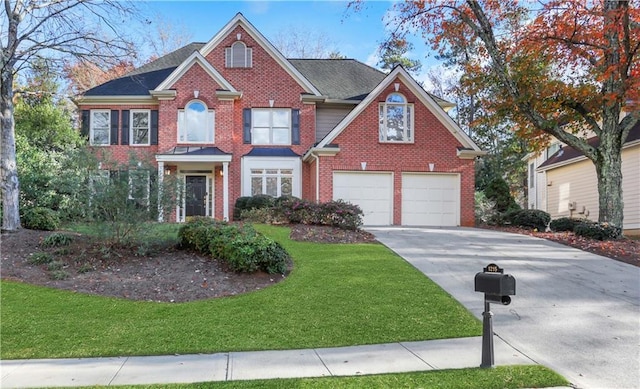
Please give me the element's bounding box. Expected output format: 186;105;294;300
21;207;60;231
177;218;290;274
574;222;621;241
508;209;551;231
550;217;585;232
234;195;275;220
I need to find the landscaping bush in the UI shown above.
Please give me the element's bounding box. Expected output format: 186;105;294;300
550;217;585;232
508;209;551;231
177;218;289;274
474;191;497;225
233;195;275;220
21;207;60;231
41;232;73;247
574;222;621;241
315;200;363;230
484;177;520;213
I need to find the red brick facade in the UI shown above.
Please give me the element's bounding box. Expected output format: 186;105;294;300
78;15;480;226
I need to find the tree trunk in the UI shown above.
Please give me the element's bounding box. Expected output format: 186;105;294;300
594;117;625;229
1;67;21;231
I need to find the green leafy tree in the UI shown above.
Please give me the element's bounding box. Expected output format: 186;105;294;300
14;62;85;217
377;39;422;74
1;0;136;231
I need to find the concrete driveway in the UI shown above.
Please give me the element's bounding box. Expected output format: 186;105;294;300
368;227;639;389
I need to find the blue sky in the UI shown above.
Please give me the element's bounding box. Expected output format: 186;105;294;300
138;1;444;83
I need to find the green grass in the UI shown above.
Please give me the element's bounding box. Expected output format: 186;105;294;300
49;366;569;389
1;225;481;359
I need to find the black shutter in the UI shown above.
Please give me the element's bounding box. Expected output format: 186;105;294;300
81;110;90;139
243;108;251;144
110;110;119;145
121;110;130;145
291;109;300;145
151;110;159;145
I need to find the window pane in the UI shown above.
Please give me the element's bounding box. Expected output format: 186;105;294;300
93;129;109;145
266;177;277;197
281;177;292;196
272;109;289;127
132;112;148;127
272;127;289;144
184;103;208;142
386;105;405;141
188;102;205;113
253;127;270;144
387;93;405;103
93;112;109;128
133;128;149;144
251;177;262;196
253;110;270;126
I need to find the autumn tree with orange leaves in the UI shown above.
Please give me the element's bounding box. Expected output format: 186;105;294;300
358;0;638;235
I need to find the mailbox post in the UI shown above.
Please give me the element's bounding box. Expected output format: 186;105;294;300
474;263;516;368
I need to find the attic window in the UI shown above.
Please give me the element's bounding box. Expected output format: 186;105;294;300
225;41;252;68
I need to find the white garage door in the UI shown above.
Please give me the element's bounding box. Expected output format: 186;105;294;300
333;172;393;225
402;173;460;226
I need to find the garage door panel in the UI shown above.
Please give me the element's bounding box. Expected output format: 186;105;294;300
402;174;459;226
333;172;392;226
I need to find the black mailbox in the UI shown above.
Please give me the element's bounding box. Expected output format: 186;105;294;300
474;272;516;296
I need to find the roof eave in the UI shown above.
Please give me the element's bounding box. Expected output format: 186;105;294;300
302;146;341;162
457;149;487;159
75;95;157;106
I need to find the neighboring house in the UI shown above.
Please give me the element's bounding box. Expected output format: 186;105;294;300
76;13;484;226
526;122;640;236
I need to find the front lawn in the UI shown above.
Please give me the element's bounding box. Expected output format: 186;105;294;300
1;225;481;359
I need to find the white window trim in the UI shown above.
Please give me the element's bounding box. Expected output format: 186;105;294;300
379;94;414;143
177;100;215;144
90;110;110;146
225;41;253;68
130;109;151;146
241;157;301;197
251;108;291;145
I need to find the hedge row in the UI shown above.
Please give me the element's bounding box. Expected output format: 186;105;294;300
177;217;289;274
235;195;363;231
488;210;621;241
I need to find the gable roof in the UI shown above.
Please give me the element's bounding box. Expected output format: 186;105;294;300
199;13;321;96
312;66;484;156
538;121;640;170
154;51;236;92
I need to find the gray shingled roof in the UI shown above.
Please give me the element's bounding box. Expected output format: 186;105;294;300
289;59;385;100
82;42;451;106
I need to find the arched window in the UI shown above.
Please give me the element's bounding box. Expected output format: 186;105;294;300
379;93;414;142
225;41;253;68
178;100;214;143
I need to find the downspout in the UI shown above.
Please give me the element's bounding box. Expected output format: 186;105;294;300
311;153;320;202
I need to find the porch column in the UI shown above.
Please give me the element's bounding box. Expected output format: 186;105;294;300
223;162;229;221
157;161;164;222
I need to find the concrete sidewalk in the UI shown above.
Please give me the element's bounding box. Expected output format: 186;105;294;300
1;336;535;388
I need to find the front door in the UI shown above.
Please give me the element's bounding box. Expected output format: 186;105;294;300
185;176;207;217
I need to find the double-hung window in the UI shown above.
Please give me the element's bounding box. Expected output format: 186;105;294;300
130;110;150;146
252;108;290;145
379;93;414;143
178;101;215;143
90;110;110;146
250;168;293;197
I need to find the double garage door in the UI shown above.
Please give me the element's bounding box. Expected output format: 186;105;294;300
333;172;459;226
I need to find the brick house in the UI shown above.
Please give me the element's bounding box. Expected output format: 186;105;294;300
76;13;484;226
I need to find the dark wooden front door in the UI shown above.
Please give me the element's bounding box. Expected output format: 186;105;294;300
185;176;207;217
